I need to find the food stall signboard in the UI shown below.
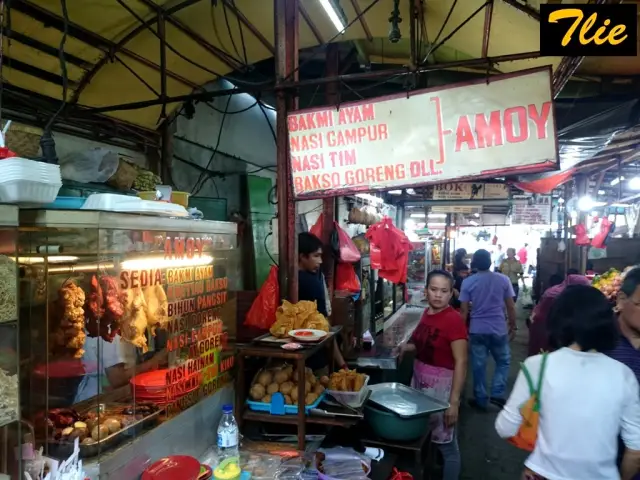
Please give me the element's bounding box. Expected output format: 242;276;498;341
289;67;558;199
512;195;552;225
432;182;510;201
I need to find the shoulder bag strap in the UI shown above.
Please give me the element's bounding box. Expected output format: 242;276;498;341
520;362;535;395
533;353;548;411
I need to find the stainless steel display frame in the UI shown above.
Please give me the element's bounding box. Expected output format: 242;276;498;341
19;209;237;235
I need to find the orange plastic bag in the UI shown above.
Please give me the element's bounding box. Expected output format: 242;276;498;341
335;263;361;294
508;353;547;451
310;213;324;239
244;265;280;329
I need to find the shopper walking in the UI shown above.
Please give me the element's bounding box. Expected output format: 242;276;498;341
496;284;640;480
399;270;467;480
500;248;523;301
493;244;505;272
527;274;591;356
459;249;516;409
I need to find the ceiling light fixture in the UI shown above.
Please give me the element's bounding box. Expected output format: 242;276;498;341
629;177;640;190
611;176;625;186
318;0;346;33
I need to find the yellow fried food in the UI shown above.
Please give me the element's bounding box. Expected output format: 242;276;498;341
305;312;330;332
305;393;319;405
328;369;367;392
267;382;279;395
269;300;330;337
250;384;266;401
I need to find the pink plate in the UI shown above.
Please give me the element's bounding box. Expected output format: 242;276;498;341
142;455;201;480
282;342;302;350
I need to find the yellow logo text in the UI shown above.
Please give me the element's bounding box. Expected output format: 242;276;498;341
548;8;627;47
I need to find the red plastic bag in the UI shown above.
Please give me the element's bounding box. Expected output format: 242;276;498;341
370;243;382;270
574;224;590;246
335;263;361;294
244;265;280;329
335;221;361;263
592;218;614;249
0;147;16;159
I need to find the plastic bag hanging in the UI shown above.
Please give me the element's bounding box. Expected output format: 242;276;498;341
244;265;280;329
335;221;361;263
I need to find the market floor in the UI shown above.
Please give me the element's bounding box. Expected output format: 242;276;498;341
457;301;531;480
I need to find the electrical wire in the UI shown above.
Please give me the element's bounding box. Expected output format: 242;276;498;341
210;1;248;68
222;0;245;66
204;98;258;115
191;91;233;195
115;0;269;87
421;0;457;65
44;0;69;132
231;0;249;66
264;232;277;266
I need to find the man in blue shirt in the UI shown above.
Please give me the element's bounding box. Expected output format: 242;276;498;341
459;249;517;410
298;232;347;371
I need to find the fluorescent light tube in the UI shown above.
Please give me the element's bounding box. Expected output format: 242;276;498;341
318;0;345;33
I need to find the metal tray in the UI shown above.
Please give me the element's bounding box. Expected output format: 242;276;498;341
47;403;162;458
367;383;449;418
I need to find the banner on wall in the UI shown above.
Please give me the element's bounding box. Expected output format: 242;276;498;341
512;195;552;225
432;182;510;201
288;67;558;199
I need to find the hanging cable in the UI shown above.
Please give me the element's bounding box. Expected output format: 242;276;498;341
190;91;233;196
231;0;249;66
222;0;245;66
43;0;69;132
421;0;458;65
210;1;248;68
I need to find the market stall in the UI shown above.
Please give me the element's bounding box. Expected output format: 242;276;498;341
16;208;238;477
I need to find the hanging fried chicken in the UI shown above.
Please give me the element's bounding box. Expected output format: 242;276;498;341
84;275;127;342
100;276;126;342
85;275;104;338
52;281;86;358
143;284;168;336
121;287;149;352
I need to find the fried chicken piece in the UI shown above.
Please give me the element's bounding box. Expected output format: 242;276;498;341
121;287;149;352
52;281;87;358
143;284;168;336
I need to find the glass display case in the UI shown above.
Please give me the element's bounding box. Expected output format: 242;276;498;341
17;210;239;465
0;206;20;478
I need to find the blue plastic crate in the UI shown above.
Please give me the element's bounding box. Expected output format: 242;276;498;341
246;391;326;415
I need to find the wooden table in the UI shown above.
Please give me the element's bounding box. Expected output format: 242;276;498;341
236;328;353;450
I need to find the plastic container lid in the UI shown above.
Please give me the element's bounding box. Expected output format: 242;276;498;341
222;404;233;414
142;456;201;480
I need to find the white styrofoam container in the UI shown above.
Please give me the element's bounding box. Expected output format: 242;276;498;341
0;180;61;204
326;375;370;407
0;171;61;182
0;158;60;172
82;193;189;217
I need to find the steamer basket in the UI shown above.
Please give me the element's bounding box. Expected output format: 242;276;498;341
3;123;42;158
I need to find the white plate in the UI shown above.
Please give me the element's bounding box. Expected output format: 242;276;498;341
281;342;302;350
288;329;328;342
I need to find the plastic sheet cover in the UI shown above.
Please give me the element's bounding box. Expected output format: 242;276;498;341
516;99;640;193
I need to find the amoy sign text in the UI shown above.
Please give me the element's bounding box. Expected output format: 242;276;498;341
287;68;558;198
540;4;637;56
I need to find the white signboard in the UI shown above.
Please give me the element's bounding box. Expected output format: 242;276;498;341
288;68;558;198
431;205;482;214
432;182;510;201
512;196;552;225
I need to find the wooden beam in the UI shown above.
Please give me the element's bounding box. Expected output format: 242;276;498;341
349;0;373;41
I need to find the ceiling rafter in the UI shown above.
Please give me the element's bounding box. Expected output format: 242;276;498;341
134;0;245;71
4;29;93;69
10;0;198;103
500;0;540;21
299;3;324;44
349;0;373;42
221;0;275;55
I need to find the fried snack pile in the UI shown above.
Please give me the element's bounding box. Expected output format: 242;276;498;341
269;300;330;338
249;365;329;406
328;369;366;392
121;288;149;352
51;281;86;358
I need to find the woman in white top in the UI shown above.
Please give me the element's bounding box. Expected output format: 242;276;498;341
495;284;640;480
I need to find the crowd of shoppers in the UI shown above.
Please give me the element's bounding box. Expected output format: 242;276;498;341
399;240;640;479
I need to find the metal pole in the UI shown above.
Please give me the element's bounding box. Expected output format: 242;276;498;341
322;43;339;301
275;0;299;304
158;13;168;120
563;182;571;275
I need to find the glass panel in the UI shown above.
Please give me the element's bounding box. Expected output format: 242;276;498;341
0;222;20;477
19;214;239;467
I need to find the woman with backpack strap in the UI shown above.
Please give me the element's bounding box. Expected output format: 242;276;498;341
495;284;640;480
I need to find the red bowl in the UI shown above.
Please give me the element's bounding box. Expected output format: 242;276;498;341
142;456;200;480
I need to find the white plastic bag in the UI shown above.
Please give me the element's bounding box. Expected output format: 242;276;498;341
59;148;119;183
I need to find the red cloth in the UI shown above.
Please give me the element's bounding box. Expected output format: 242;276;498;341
517;247;528;265
528;275;592;356
410;306;468;370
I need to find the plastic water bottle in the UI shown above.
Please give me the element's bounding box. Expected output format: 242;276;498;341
216;404;239;459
